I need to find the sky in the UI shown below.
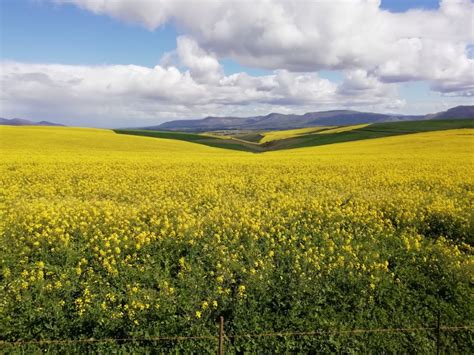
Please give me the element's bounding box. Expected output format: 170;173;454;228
0;0;473;128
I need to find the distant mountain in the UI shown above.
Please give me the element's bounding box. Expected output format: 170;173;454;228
150;106;468;131
427;105;474;120
148;111;417;131
0;117;65;126
150;105;473;132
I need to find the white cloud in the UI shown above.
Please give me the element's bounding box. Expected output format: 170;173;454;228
339;70;393;97
175;36;223;84
2;0;472;126
0;52;401;127
54;0;474;96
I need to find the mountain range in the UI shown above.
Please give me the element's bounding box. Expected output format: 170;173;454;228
151;105;474;132
2;106;473;131
0;118;65;127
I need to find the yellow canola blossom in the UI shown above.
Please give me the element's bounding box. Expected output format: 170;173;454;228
315;123;370;134
260;126;334;143
0;126;472;335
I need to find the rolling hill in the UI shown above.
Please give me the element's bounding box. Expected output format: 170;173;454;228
115;118;474;153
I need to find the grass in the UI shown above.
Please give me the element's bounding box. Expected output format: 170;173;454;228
274;118;474;150
114;129;261;152
231;133;265;143
115;129;209;142
115;119;474;153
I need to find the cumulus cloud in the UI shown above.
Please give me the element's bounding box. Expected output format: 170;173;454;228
2;0;472;126
0;52;401;127
54;0;474;95
175;36;223;84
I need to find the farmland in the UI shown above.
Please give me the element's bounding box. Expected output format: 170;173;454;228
0;126;473;352
115;118;474;152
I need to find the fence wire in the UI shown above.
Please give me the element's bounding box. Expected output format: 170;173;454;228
0;325;472;346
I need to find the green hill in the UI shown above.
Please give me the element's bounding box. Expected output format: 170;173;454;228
115;118;474;153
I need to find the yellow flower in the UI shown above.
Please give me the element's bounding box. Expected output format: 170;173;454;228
1;125;472;345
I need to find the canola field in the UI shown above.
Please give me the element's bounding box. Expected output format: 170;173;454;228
0;126;473;352
260;126;333;143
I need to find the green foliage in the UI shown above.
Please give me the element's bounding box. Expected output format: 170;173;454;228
114;129;261;152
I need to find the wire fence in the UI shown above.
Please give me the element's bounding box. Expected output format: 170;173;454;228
1;324;472;352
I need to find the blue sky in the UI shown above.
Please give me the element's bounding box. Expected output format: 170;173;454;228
1;0;178;66
1;0;274;76
0;0;472;127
